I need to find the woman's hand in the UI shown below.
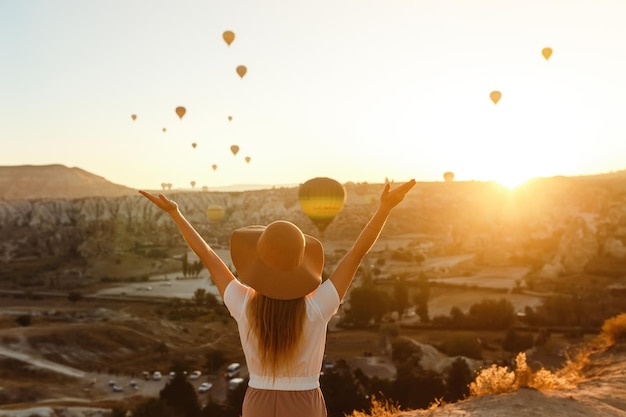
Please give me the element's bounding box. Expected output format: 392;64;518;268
380;179;416;211
138;190;179;215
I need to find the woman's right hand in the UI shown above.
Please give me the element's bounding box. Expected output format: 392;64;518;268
138;190;179;215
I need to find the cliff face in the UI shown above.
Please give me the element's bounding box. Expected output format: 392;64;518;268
3;168;626;283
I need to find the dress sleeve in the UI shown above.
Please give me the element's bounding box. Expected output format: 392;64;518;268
223;279;252;320
311;279;341;321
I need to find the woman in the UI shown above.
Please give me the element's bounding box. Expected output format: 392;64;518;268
139;179;415;417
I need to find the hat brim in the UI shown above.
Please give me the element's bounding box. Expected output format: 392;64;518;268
230;225;324;300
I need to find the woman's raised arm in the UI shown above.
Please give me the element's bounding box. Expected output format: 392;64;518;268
329;180;416;300
139;191;235;298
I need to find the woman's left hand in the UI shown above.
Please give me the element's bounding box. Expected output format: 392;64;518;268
380;179;416;211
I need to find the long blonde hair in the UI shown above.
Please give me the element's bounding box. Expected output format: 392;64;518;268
246;292;307;377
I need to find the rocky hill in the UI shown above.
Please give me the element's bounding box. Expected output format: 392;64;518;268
0;165;136;201
2;166;626;290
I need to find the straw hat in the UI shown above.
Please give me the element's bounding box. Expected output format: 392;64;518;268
229;220;324;300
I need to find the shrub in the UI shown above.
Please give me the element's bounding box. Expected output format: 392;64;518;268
469;353;570;397
346;395;401;417
469;363;516;396
15;314;32;327
600;313;626;345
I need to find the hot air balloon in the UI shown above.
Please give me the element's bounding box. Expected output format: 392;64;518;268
245;156;251;164
190;180;196;189
206;205;225;223
542;47;553;61
131;114;137;121
175;106;186;119
443;171;455;182
298;177;347;234
223;30;235;46
230;145;240;156
490;91;502;105
162;128;167;133
228;115;233;122
212;164;218;171
192;142;197;149
236;65;247;79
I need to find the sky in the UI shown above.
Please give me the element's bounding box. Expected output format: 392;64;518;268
2;0;626;191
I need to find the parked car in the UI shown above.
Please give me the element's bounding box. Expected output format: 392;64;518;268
224;362;241;379
152;371;162;380
198;382;213;393
189;370;202;380
142;371;150;380
112;384;124;392
129;380;139;389
228;377;245;391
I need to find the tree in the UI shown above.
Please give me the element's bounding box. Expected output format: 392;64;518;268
67;291;82;303
159;372;201;417
393;277;409;318
347;286;393;327
133;398;179;417
204;348;229;374
321;362;369;417
467;298;515;330
193;288;207;305
444;357;473;402
392;366;446;410
15;314;32;327
182;252;188;277
413;272;430;323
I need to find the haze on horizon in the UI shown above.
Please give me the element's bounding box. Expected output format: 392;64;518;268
2;1;626;191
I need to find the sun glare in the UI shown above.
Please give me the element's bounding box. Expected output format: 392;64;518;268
496;174;531;190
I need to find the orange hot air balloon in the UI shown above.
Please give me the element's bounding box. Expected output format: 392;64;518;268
298;177;347;234
236;65;247;78
206;205;225;223
542;47;553;61
175;106;186;119
223;30;235;46
230;145;240;156
443;171;455;182
228;115;233;122
192;142;197;149
131;114;137;121
245;156;251;163
490;91;502;105
212;164;218;171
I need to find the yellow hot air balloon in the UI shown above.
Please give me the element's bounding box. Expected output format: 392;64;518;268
298;177;347;234
212;164;218;171
131;114;137;121
542;47;553;61
192;142;197;149
490;91;502;105
443;171;455;182
223;30;235;46
230;145;240;156
206;205;225;223
175;106;186;119
245;156;251;164
236;65;247;79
